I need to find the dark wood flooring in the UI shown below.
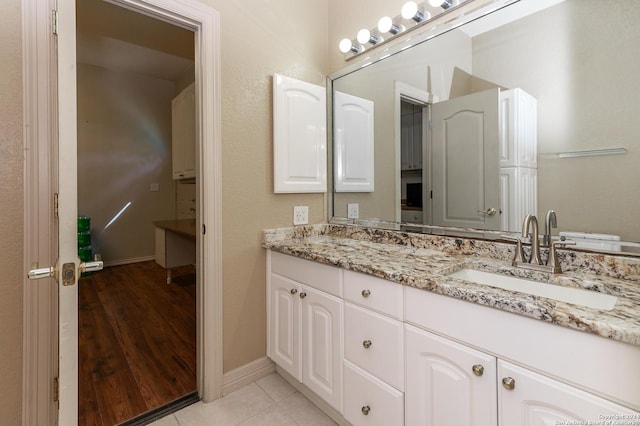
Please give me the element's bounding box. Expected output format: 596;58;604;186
79;261;197;425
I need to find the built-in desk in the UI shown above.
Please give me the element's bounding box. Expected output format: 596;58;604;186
153;219;196;283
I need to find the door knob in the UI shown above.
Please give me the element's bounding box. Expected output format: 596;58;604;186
80;254;104;273
27;262;55;280
477;208;497;216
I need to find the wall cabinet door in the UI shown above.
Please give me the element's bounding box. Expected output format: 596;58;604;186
171;82;196;180
498;360;638;425
405;324;497;426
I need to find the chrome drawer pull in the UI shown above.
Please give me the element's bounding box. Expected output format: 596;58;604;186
472;364;484;376
361;289;371;298
361;405;371;415
502;377;516;390
290;288;298;295
362;340;372;349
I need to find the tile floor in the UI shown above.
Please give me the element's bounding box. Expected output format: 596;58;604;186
149;373;337;426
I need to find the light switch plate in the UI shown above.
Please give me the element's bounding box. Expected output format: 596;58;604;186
347;203;359;219
293;206;309;225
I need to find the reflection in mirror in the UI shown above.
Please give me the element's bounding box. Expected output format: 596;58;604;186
331;0;640;254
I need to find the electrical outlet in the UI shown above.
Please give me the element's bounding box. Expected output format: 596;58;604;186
150;183;160;192
293;206;309;225
347;203;359;219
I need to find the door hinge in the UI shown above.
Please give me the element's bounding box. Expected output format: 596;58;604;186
53;377;59;402
51;10;58;35
54;193;59;217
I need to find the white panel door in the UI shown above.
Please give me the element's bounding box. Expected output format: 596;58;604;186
431;88;500;230
268;274;302;381
273;73;327;193
334;91;375;192
405;324;497;426
301;286;343;412
498;360;638;425
57;2;80;424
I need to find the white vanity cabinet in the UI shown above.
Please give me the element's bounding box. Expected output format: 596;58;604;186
405;285;640;425
405;324;497;426
498;360;636;424
343;270;405;426
267;252;343;412
171;82;196;180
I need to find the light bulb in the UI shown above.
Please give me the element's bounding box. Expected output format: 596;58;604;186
339;38;361;54
357;29;371;44
357;29;380;45
401;1;424;22
378;16;404;35
428;0;453;9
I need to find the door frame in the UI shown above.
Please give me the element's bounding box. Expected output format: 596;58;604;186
22;0;223;423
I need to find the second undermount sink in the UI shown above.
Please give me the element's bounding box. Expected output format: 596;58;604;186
448;269;618;311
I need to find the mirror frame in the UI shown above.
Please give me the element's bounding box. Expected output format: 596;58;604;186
326;0;640;257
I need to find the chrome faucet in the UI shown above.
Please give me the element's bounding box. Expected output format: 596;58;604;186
543;210;557;247
521;214;542;265
509;213;575;274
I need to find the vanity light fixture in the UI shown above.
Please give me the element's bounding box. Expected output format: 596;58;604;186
339;38;363;54
357;28;381;45
378;16;405;35
428;0;453;10
338;0;467;59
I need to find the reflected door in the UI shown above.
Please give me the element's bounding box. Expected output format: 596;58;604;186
431;88;500;230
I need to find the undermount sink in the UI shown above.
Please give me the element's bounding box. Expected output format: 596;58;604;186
448;269;618;311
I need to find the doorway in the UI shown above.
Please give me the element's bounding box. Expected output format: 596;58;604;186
23;0;222;422
75;0;197;423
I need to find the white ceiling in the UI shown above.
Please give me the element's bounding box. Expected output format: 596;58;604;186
77;33;195;82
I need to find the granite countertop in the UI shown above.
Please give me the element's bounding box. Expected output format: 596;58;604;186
153;219;197;238
263;224;640;346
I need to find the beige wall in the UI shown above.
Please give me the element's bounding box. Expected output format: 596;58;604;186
0;0;23;423
77;63;177;264
200;0;329;371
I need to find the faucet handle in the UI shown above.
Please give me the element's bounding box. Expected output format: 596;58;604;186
501;235;526;265
548;240;577;273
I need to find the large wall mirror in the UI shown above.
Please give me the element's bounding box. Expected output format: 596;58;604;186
330;0;640;255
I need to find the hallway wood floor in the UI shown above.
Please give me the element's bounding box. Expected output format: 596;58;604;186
79;261;197;425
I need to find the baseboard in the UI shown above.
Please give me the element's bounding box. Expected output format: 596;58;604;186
103;256;156;268
222;356;275;395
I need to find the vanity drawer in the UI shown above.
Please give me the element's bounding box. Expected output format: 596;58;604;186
270;251;342;297
344;360;404;426
344;270;403;319
344;302;404;390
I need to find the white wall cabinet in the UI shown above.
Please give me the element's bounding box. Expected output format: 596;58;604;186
273;74;326;193
267;252;343;412
171;82;196;180
334;91;375;192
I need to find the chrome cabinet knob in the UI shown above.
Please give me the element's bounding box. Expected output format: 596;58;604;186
362;339;372;349
290;288;298;295
361;405;371;415
502;377;516;390
361;289;371;298
299;292;307;299
472;364;484;376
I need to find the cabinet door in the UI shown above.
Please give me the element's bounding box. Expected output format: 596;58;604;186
301;286;343;412
273;73;326;193
171;82;196;179
498;361;639;425
268;274;301;381
405;325;497;426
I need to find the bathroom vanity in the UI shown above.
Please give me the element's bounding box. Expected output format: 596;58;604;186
264;224;640;425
